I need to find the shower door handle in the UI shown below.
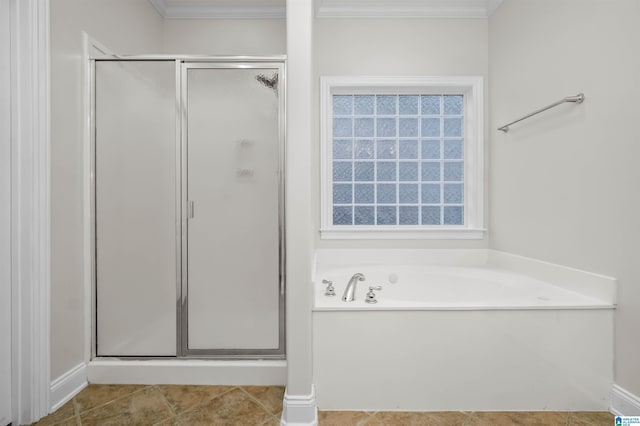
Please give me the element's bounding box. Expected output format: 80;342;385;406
188;201;195;219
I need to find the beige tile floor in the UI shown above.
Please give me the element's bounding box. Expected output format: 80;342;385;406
31;384;615;426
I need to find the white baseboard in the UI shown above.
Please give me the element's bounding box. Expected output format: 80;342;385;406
280;385;317;426
50;363;88;412
87;359;286;385
611;384;640;416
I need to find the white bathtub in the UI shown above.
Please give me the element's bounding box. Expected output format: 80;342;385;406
312;249;616;412
316;265;611;310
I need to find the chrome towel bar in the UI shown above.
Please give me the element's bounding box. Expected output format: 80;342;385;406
498;93;585;133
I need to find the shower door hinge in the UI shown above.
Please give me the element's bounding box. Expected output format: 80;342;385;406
188;201;195;219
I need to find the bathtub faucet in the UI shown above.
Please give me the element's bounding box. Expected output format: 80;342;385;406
342;273;365;302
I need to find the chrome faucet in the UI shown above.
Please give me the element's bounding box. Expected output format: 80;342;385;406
342;273;365;302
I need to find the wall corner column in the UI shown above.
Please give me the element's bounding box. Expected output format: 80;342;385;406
282;0;316;425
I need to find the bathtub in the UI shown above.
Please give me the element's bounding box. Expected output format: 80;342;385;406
312;249;616;411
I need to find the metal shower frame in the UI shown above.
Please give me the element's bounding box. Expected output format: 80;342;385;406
89;55;287;360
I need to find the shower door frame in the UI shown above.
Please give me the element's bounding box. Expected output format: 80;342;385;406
90;56;286;360
179;60;286;358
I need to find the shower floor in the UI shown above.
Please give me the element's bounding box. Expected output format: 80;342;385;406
32;384;614;425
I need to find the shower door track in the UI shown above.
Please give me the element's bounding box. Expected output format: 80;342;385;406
89;55;286;360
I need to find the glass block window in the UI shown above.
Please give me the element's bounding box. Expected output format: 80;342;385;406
321;76;484;239
331;94;465;226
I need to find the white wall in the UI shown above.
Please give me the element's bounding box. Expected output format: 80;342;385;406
50;0;164;380
314;18;489;249
489;0;640;397
0;0;12;423
162;19;285;54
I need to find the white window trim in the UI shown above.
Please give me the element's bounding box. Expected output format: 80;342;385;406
320;76;485;240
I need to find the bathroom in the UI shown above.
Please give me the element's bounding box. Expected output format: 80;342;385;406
2;0;639;425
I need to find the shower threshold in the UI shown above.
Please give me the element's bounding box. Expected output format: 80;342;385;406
87;359;287;386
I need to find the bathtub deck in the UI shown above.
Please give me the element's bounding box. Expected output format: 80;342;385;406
315;265;614;311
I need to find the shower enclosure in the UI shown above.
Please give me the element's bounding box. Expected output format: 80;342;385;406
91;58;285;359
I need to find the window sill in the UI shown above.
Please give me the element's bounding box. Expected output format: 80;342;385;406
320;228;486;240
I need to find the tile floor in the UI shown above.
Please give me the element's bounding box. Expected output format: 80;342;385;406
31;384;615;426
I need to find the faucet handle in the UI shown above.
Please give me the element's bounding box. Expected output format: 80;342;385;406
365;286;382;304
322;279;335;296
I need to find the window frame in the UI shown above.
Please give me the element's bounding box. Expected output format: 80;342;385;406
320;76;485;239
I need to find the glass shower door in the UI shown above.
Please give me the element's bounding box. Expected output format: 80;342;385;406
182;64;284;356
95;60;177;356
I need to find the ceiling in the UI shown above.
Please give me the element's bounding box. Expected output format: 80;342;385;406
149;0;504;19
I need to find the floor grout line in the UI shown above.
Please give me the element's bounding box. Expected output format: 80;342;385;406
237;386;284;418
258;413;280;425
72;397;82;426
359;412;375;426
152;384;180;423
462;411;476;426
159;385;241;422
153;385;178;416
76;384;153;417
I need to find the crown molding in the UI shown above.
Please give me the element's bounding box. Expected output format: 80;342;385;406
316;0;504;19
150;0;285;19
149;0;503;19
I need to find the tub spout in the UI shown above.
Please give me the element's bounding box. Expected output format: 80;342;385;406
342;273;365;302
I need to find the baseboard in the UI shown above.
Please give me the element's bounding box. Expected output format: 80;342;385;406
611;384;640;416
50;363;88;412
87;359;286;385
280;385;317;426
